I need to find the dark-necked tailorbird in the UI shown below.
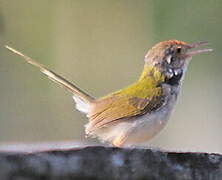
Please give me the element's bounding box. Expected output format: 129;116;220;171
5;40;212;147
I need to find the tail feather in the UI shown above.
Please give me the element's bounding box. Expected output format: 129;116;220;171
5;45;94;112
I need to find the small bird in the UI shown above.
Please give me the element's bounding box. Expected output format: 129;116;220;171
6;40;212;147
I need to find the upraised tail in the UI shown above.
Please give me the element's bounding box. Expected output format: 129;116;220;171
5;46;94;114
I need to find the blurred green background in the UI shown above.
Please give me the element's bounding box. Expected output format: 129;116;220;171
0;0;221;153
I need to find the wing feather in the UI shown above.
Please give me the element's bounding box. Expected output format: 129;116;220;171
86;81;164;133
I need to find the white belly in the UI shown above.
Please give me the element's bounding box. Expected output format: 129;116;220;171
126;92;177;145
124;84;179;145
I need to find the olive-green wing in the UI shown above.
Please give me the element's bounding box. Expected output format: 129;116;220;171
86;87;164;133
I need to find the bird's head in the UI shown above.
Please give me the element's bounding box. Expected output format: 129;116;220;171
144;40;212;85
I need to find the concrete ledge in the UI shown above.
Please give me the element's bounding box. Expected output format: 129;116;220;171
0;146;221;180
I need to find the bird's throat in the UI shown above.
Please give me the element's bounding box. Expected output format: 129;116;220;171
165;71;183;86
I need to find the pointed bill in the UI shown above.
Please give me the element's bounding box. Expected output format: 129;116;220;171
186;41;213;56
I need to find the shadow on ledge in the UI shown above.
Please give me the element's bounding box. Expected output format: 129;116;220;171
0;146;221;180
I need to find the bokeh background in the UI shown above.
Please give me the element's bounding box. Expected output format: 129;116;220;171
0;0;221;153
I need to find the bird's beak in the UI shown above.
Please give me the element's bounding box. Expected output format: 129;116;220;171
186;41;213;57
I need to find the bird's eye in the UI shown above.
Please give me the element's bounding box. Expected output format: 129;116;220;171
176;47;182;54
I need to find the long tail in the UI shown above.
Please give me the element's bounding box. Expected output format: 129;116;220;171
5;46;95;105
